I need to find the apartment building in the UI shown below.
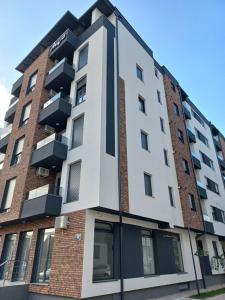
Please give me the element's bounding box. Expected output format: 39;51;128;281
0;1;224;299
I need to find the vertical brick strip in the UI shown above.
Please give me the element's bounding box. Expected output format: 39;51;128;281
119;78;129;213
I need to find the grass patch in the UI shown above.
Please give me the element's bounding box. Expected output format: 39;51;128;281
191;287;225;299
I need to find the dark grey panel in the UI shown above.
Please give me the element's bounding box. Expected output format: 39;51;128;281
187;128;196;143
197;185;207;200
154;230;177;275
11;75;23;97
38;98;71;132
0;133;10;154
0;284;28;300
122;224;143;278
4;102;18;123
183;105;191;120
21;194;62;220
199;256;212;276
218;158;225;171
29;293;79;300
44;61;75;94
106;18;115;156
31;140;68;172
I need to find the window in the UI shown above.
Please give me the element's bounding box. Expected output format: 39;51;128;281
20;101;31;127
11;136;25;166
172;236;184;273
173;103;180;116
71;115;84;149
196;129;209;147
66;161;81;202
93;222;114;281
138;96;146;113
188;194;196;211
200;151;214;169
1;177;16;212
182;159;190;174
141;131;149;151
171;81;176;92
12;231;33;281
157;90;161;104
192;109;205;127
76;77;86;105
32;228;55;283
144;173;152;197
154;67;159;78
177;129;184;143
206;177;219;194
212;241;219;257
160;118;165;133
0;234;17;280
26;71;37;94
168;186;175;207
136;65;143;81
78;45;88;69
141;230;155;275
164;149;169;166
0;161;3;171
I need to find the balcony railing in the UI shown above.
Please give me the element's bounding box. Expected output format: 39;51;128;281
187;127;196;143
0;125;12;140
43;91;70;109
48;58;71;75
35;133;68;150
27;184;62;200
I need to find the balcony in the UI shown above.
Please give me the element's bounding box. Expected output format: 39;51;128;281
0;126;12;154
38;92;71;132
49;29;77;61
183;105;191;120
203;216;215;234
214;137;222;152
31;133;68;172
21;184;62;220
197;181;208;199
218;157;225;171
44;58;75;94
11;75;23;97
187;128;196;143
4;97;19;124
192;153;201;170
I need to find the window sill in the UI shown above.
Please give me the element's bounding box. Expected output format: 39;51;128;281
177;271;188;275
30;282;49;286
93;278;119;284
144;274;160;278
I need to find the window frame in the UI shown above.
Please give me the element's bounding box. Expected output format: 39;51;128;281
168;186;175;207
136;64;143;81
141;229;156;276
138;96;146;114
19;101;32;127
26;71;38;95
78;44;88;70
141;130;149;151
75;76;87;106
144;173;153;197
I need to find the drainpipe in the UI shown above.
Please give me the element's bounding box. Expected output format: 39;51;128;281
114;10;124;300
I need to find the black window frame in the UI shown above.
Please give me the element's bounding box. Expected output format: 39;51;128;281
136;65;143;81
138;96;146;114
177;129;184;143
157;90;161;104
173;103;180;116
26;71;38;95
206;177;219;195
19;101;32;127
0;177;17;212
168;186;175;207
78;44;88;70
11;136;25;166
188;193;196;211
164;149;169;166
75;76;87;106
141;131;149;151
182;159;190;175
160;117;165;133
144;173;153;197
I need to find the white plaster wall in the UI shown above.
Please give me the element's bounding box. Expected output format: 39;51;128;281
118;21;183;227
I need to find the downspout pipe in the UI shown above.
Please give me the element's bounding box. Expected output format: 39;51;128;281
114;9;124;300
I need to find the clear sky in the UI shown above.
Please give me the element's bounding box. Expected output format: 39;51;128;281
0;0;224;133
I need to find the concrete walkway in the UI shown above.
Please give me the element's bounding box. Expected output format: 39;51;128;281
151;283;225;300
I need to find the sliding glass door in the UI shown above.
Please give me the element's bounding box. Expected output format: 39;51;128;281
0;234;16;280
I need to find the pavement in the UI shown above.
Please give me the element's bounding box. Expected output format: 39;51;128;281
151;283;225;300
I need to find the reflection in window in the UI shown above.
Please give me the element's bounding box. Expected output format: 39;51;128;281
93;222;114;281
33;228;55;283
172;236;184;273
142;230;155;275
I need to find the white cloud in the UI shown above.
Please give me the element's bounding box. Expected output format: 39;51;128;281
0;82;11;128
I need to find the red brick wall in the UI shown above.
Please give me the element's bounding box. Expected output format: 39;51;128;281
163;73;204;231
119;78;129;213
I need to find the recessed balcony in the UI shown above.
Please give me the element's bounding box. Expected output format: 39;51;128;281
44;58;75;94
203;215;215;234
187;128;196;143
0;126;12;154
183;105;191;120
218;157;225;171
197;181;207;199
38;92;71;132
21;184;62;220
11;75;23;97
192;153;201;170
214;137;222;152
49;29;77;61
4;97;19;124
31;133;68;172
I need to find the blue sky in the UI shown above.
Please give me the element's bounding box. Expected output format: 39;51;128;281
0;0;224;133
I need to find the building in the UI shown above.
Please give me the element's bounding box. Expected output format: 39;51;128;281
0;0;225;299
